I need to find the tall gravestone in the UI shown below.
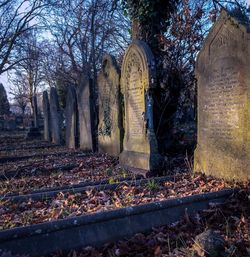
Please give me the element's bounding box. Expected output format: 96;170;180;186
32;95;38;128
50;87;62;144
77;76;94;151
43;90;51;142
65;85;78;149
98;54;122;156
119;40;162;172
194;10;250;181
26;94;41;140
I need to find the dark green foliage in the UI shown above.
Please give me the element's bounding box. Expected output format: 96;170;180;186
121;0;179;32
121;0;179;50
99;100;112;137
0;83;10;115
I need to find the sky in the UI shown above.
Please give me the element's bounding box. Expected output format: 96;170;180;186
1;0;250;101
0;74;10;99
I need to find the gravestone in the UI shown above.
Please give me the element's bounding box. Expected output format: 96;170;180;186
43;90;51;141
194;10;250;181
77;76;94;151
98;54;122;156
119;40;162;172
26;94;41;139
65;85;78;149
32;95;38;128
50;87;62;144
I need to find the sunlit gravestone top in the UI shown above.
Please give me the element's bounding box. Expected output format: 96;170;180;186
194;10;250;181
119;40;162;173
98;54;122;156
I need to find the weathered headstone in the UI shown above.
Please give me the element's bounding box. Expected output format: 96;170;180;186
50;87;62;144
98;54;122;156
119;40;162;172
42;90;51;142
26;94;41;139
194;10;250;181
0;83;10;115
32;95;38;128
65;85;78;149
77;76;94;151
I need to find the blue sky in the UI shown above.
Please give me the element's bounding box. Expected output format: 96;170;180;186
1;0;250;101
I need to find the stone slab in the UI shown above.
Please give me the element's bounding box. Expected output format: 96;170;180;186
98;54;122;156
50;87;62;144
42;91;51;142
119;40;162;171
65;85;78;149
0;189;234;256
194;10;250;181
32;95;38;128
77;76;94;151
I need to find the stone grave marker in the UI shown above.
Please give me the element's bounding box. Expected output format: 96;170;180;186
50;87;62;144
77;76;94;151
43;90;51;142
65;85;78;149
32;95;38;128
26;94;41;139
194;10;250;181
119;40;162;172
98;54;122;156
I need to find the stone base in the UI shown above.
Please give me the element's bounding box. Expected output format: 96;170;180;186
194;146;250;181
119;150;162;174
25;127;42;140
99;143;121;157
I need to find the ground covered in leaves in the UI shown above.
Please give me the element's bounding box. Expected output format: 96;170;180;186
1;134;249;257
0;173;244;230
54;190;250;257
0;154;124;195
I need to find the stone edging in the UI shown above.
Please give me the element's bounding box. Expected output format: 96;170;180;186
0;189;235;256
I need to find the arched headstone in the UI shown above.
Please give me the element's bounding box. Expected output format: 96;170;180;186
65;85;78;149
98;54;122;156
119;40;162;172
194;10;250;181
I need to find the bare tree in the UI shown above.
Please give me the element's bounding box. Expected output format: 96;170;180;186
9;73;29;115
46;0;130;88
0;0;47;75
9;30;44;114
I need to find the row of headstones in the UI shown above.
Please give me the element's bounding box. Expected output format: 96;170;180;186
42;87;63;145
43;77;95;150
42;41;160;174
43;10;250;181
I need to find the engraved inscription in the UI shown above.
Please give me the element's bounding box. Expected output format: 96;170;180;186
210;27;234;50
127;63;144;137
202;66;243;141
